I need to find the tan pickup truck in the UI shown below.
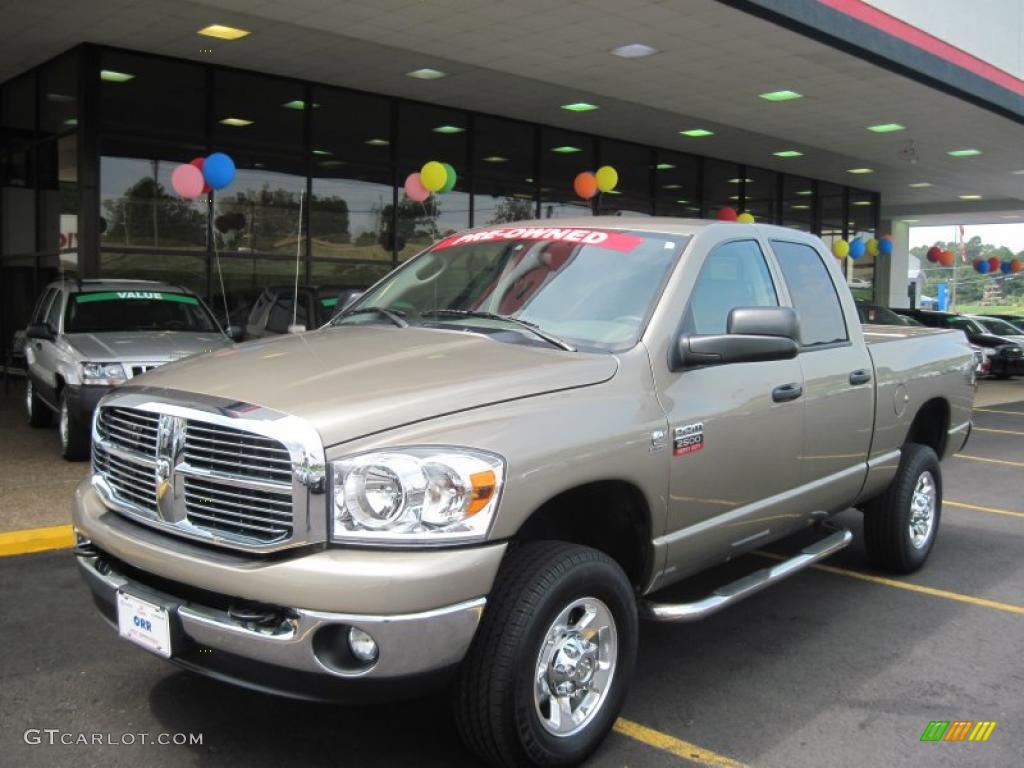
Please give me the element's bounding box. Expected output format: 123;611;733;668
73;218;975;767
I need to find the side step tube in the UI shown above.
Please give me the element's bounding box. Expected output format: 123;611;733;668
639;523;853;622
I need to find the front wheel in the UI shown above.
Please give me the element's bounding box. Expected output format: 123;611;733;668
454;542;637;767
59;391;91;461
862;443;942;573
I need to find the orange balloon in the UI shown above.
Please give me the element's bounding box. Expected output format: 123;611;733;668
939;250;955;267
1011;259;1023;273
574;172;598;200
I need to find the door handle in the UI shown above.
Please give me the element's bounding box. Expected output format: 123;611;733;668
772;383;803;402
849;369;872;385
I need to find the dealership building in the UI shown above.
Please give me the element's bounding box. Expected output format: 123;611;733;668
1;0;1022;346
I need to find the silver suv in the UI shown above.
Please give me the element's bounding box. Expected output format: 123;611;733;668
24;279;231;460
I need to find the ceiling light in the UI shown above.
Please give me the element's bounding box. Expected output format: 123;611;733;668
758;90;802;102
655;163;675;170
605;189;622;195
847;168;874;174
773;150;803;158
901;219;920;223
662;183;682;189
365;138;389;146
551;146;581;153
851;200;872;206
46;93;74;103
675;199;689;204
433;125;465;134
407;68;446;80
959;194;983;200
219;117;253;126
197;24;251;40
100;69;134;83
282;100;318;110
64;118;78;126
610;43;658;58
867;123;905;133
525;177;534;183
561;102;598;112
1013;170;1024;175
948;148;981;157
908;182;932;188
791;204;810;210
679;128;713;137
795;189;813;196
728;178;754;184
483;156;508;163
728;195;739;200
318;160;346;168
312;149;332;156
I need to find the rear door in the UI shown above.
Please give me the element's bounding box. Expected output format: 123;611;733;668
769;239;873;512
34;288;65;404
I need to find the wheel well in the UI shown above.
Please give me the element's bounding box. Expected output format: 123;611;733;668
905;397;949;457
513;480;652;588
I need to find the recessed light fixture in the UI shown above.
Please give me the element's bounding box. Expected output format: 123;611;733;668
433;125;465;134
662;183;683;190
525;177;534;183
198;24;251;40
482;156;508;163
655;163;675;170
791;204;810;210
959;194;983;200
901;219;920;223
364;138;389;146
758;90;802;102
610;43;658;58
675;199;690;204
551;146;581;153
867;123;905;133
605;189;622;195
407;68;446;80
851;200;872;206
679;128;714;137
281;100;318;110
219;117;253;126
100;69;134;83
795;189;813;196
728;194;739;200
908;182;932;188
773;150;803;158
312;149;333;156
46;92;74;103
561;102;598;112
728;178;754;184
948;148;981;157
1013;170;1024;175
847;168;874;174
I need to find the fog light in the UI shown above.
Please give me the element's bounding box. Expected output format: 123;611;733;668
348;627;378;663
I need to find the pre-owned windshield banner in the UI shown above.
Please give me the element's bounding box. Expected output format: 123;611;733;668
432;228;644;253
75;291;199;305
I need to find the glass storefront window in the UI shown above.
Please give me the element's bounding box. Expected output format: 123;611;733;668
781;175;814;231
702;158;742;218
312;86;391;163
39;53;78;137
653;150;699;217
597;140;652;216
100;52;205;139
213;70;305;149
1;73;35;152
99;251;208;294
474;116;536;226
539;127;594;219
847;189;877;300
743;167;777;224
36;135;78;276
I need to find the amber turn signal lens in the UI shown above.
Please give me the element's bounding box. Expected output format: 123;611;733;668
467;470;497;516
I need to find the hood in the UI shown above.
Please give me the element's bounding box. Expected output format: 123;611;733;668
131;325;618;446
65;331;231;361
968;332;1018;349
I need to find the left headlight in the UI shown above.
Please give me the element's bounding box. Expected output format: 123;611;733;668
331;447;504;545
81;362;127;385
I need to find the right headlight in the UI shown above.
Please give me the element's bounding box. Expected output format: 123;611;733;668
330;447;504;545
81;362;127;385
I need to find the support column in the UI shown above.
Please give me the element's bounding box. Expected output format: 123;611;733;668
876;219;911;308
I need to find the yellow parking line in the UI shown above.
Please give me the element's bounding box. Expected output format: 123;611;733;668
954;453;1024;468
614;718;748;768
946;500;1024;519
973;427;1024;437
973;408;1024;416
755;552;1024;616
0;525;75;557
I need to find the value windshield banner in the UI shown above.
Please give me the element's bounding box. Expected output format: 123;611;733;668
75;291;200;305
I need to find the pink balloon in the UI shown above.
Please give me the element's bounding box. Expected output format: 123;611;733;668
171;163;205;199
404;172;430;202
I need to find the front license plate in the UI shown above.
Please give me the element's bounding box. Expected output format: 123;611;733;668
117;591;172;658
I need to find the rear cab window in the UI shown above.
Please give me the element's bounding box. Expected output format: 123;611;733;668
770;240;848;348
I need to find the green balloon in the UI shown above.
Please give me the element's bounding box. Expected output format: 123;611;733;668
440;162;457;193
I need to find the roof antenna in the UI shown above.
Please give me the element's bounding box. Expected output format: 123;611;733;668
289;190;305;334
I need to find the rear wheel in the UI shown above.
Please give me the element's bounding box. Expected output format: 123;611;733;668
25;379;52;427
59;391;90;461
862;443;941;573
454;542;637;767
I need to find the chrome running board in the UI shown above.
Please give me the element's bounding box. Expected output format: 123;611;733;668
639;523;853;622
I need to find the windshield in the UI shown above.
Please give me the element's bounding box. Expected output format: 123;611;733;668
65;290;220;334
334;227;687;350
946;316;983;335
978;318;1022;336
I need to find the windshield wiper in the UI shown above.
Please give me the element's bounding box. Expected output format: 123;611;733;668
335;306;408;328
421;309;576;352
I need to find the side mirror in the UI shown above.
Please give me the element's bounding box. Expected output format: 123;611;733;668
674;307;800;369
26;323;55;342
226;325;246;342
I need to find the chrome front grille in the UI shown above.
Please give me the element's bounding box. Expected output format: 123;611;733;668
90;396;323;552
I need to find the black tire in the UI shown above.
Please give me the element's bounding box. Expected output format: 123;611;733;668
862;443;942;574
454;542;637;767
26;378;52;428
59;391;91;461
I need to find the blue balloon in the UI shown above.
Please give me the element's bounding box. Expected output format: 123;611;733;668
977;260;991;274
849;238;866;260
878;238;894;256
203;152;236;190
1001;260;1012;274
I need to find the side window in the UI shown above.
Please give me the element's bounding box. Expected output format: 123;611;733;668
31;288;56;325
771;240;848;347
45;291;64;332
684;240;778;335
267;296;308;333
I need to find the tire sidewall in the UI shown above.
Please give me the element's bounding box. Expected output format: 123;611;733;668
895;446;942;569
512;557;637;765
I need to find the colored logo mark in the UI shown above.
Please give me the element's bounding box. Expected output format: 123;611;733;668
920;721;997;742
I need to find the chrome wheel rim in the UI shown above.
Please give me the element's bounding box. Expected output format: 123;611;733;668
533;596;617;738
909;470;937;549
25;380;33;417
59;398;69;448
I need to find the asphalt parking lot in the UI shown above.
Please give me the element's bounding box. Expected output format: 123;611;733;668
0;383;1022;767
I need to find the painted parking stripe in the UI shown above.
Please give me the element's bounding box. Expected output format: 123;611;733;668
972;426;1024;437
973;407;1024;416
945;500;1024;519
614;718;748;768
954;453;1024;468
755;553;1024;616
0;524;75;557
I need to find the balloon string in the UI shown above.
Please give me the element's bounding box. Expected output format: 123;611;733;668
211;192;229;333
292;190;304;329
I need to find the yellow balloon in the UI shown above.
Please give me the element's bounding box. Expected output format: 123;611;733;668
595;165;618;193
832;239;850;258
866;238;879;257
737;212;755;223
420;161;447;192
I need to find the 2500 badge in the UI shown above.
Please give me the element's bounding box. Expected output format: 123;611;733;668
673;422;704;457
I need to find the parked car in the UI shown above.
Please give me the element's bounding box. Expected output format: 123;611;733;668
892;308;1024;378
970;315;1024;344
74;219;974;766
24;279;233;459
986;314;1024;333
230;285;362;339
855;301;922;327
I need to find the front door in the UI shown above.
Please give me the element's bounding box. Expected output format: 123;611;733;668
652;238;806;582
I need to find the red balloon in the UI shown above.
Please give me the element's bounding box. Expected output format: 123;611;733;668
926;246;941;263
939;250;955;267
190;156;212;195
717;206;738;221
573;172;598;200
988;256;1001;271
1012;259;1023;273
